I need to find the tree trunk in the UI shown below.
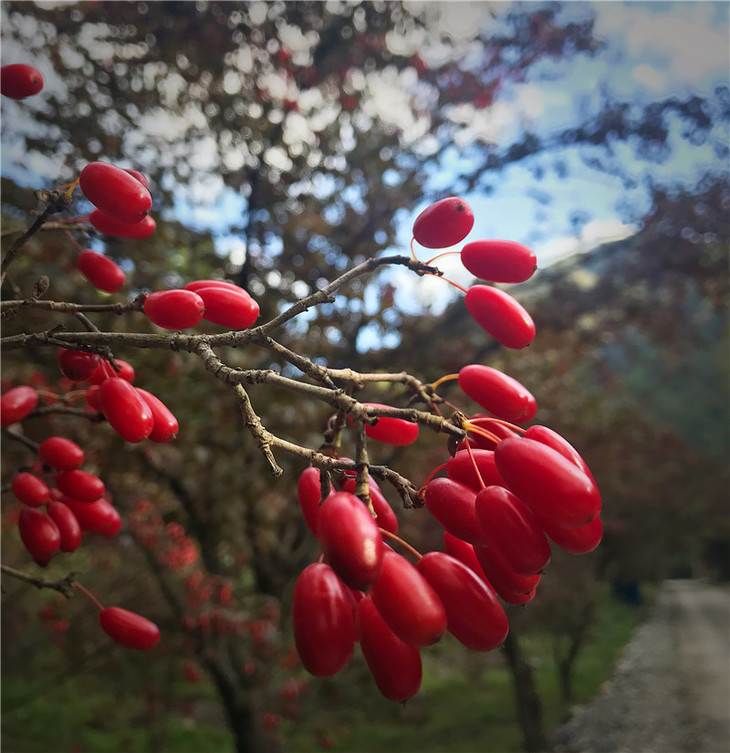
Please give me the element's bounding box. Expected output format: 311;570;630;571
501;629;550;753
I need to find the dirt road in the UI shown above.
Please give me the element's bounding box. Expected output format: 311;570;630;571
554;579;730;753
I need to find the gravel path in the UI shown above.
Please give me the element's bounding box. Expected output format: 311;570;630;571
553;580;730;753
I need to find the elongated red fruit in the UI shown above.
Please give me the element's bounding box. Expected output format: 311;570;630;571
88;359;135;384
39;436;84;470
18;507;60;563
475;486;551;576
413;197;474;249
292;563;356;676
473;545;540;603
1;386;38;425
317;492;384;590
55;469;105;503
370;549;447;648
443;531;489;580
458;364;536;422
357;595;422;702
56;348;99;382
417;551;509;651
542;515;603;555
144;289;205;330
99;377;154;443
423;477;488;546
494;437;601;528
1;64;44;99
461;240;537;283
341;477;399;534
89;210;156;238
99;607;160;650
77;250;125;293
184;279;248;295
297;466;325;536
465;285;535;349
197;287;259;329
12;473;50;506
61;495;121;535
445;448;504;492
135;388;178;442
79;162;152;225
361;403;419;446
46;500;82;552
524;425;595;483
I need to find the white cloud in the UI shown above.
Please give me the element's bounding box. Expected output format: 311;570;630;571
536;219;638;268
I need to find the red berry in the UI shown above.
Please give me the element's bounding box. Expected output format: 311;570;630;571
196;286;259;329
542;515;603;555
89;210;156;238
297;466;326;536
523;425;595;483
183;279;248;295
12;473;50;506
292;563;355;676
413;197;474;249
465;285;536;349
474;485;551;576
143;289;205;330
317;492;384;590
124;169;148;188
446;448;504;492
55;469;105;503
39;436;85;470
1;386;38;425
341;477;399;534
458;364;537;423
443;531;490;580
77;250;125;293
79;162;152;225
61;495;120;535
460;240;537;283
18;507;60;563
56;348;99;382
356;595;422;703
416;551;509;651
88;359;135;384
370;549;447;648
1;64;44;99
99;378;154;443
46;500;83;552
494;436;601;528
423;477;488;546
85;385;102;412
473;545;540;603
362;403;419;446
135;388;178;442
99;606;160;650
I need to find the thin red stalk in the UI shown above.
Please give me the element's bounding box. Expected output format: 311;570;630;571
73;581;105;611
379;528;423;561
464;440;486;490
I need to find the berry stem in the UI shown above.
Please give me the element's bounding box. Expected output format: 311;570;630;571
462;420;501;446
430;373;459;391
65;230;85;254
464;440;486;490
378;528;423;561
424;250;460;265
469;416;527;435
409;237;419;263
418;462;448;496
73;581;105;611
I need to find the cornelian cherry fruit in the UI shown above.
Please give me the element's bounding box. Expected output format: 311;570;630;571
144;289;205;330
77;250;125;293
61;495;121;535
357;595;422;702
370;548;447;648
362;403;419;446
465;285;536;349
39;436;85;470
413;197;474;249
458;364;537;422
317;492;384;590
79;162;152;225
461;240;537;283
135;388;178;442
99;606;160;650
57;348;99;382
183;279;248;295
12;473;50;506
445;448;504;492
88;359;135;384
55;469;105;503
297;466;326;536
196;286;259;329
1;386;38;425
18;507;61;564
99;378;154;443
1;64;44;99
341;477;399;534
423;477;488;546
292;563;355;676
46;500;82;552
542;515;603;555
89;210;156;238
416;551;509;651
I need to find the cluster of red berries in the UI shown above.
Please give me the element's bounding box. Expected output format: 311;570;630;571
144;279;260;330
287;197;601;702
